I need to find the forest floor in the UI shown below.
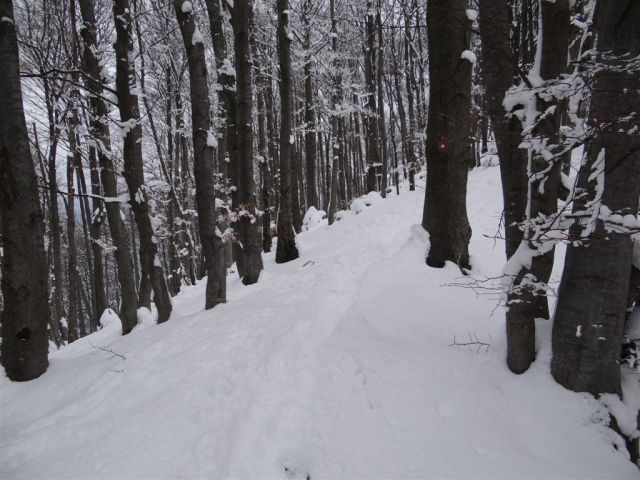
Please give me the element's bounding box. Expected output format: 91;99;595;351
2;164;639;479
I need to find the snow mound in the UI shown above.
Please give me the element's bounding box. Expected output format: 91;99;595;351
301;206;327;231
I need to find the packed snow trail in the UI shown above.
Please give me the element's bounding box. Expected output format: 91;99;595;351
1;166;638;479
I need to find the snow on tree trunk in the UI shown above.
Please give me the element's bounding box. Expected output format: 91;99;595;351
275;0;300;264
174;0;226;309
551;0;640;395
112;0;172;323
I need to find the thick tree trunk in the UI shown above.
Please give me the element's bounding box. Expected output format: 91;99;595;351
174;0;226;309
275;0;299;263
232;0;263;282
78;0;138;334
113;0;172;323
422;0;473;270
552;0;640;395
0;0;50;381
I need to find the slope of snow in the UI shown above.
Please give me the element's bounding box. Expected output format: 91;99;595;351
1;166;638;479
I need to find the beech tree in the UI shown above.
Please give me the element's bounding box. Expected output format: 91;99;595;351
421;0;473;269
551;0;640;395
174;0;226;308
113;0;172;323
232;0;264;283
502;0;570;374
275;0;299;264
0;0;50;381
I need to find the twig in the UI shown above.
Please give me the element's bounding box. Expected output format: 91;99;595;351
89;341;127;360
449;332;492;353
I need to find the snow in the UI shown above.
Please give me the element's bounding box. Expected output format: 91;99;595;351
301;206;326;232
461;50;477;64
218;58;236;78
206;129;218;148
192;26;203;45
1;167;637;479
465;9;478;21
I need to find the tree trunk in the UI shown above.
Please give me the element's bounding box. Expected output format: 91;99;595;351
365;0;381;193
0;0;50;381
275;0;300;263
551;0;640;395
506;0;569;374
113;0;172;323
479;0;528;260
79;0;139;334
302;0;318;210
232;0;263;282
422;0;473;270
174;0;226;309
377;1;388;198
65;126;80;343
45;122;64;345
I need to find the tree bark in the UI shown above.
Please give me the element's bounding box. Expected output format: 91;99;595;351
551;0;640;395
65;125;80;343
232;0;263;282
113;0;172;323
0;0;50;381
377;1;388;198
174;0;226;309
365;0;381;193
422;0;473;270
506;0;569;374
479;0;527;260
302;0;318;210
275;0;300;263
78;0;139;334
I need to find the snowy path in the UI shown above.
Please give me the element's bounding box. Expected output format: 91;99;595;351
1;167;638;479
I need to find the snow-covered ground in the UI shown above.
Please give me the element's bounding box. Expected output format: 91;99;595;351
1;165;638;479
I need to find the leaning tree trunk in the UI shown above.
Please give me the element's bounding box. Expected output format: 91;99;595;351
0;0;50;381
422;0;473;270
275;0;300;263
551;0;640;396
113;0;172;323
174;0;226;309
